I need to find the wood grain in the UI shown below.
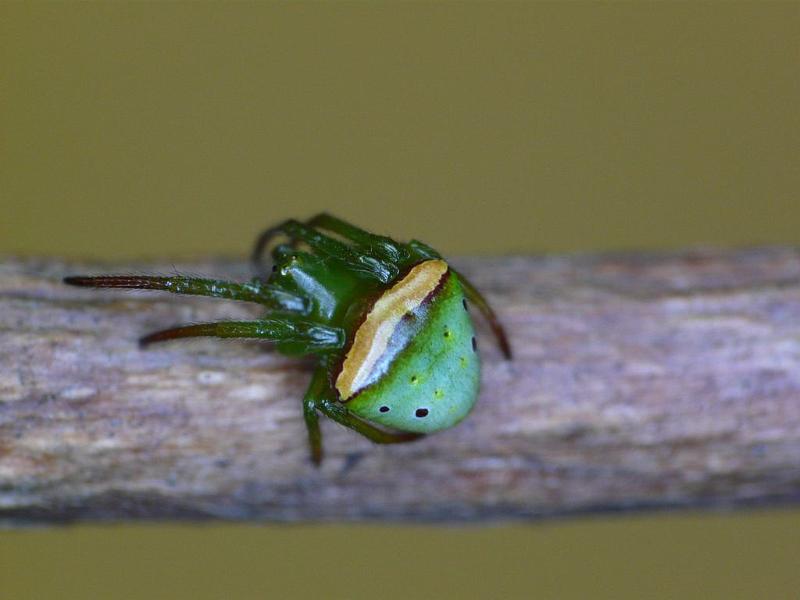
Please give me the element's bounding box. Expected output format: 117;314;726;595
2;248;800;524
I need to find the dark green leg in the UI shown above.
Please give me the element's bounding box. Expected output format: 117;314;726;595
302;366;328;466
407;239;443;260
304;397;323;466
138;317;344;355
306;213;409;265
253;219;351;266
302;365;422;466
453;270;512;359
317;398;424;445
252;219;398;283
63;275;306;313
269;244;322;273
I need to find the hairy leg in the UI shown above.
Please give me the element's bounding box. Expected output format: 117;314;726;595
64;275;306;313
139;317;344;355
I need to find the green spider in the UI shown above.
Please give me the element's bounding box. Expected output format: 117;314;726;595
64;214;511;464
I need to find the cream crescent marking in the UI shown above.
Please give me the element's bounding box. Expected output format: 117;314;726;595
336;259;448;400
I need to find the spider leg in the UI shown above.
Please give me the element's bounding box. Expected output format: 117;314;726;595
305;213;409;265
303;361;422;466
139;317;344;355
302;365;328;465
270;243;314;266
407;239;443;260
316;398;424;445
64;275;306;313
453;270;513;360
252;224;288;271
252;219;398;283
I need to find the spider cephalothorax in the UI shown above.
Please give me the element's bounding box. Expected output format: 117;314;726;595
65;214;511;464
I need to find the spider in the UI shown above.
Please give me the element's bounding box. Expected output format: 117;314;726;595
64;214;511;464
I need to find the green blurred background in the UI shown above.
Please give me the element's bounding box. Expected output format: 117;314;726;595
2;2;799;598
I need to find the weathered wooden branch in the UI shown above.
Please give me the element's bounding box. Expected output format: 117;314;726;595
2;248;800;525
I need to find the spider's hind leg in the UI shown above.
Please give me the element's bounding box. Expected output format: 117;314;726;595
317;398;424;445
453;270;512;360
300;364;422;466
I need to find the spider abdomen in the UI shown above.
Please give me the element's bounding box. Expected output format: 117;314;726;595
340;262;480;434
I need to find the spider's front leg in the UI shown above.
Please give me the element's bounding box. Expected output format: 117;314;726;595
305;213;409;265
251;218;399;283
137;318;344;356
63;274;307;313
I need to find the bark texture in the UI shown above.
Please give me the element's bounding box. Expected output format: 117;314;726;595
2;248;800;524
